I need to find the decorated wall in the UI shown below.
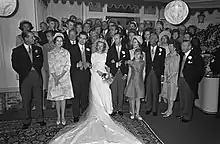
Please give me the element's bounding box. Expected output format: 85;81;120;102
46;1;83;22
160;8;220;30
0;1;220;92
0;0;46;92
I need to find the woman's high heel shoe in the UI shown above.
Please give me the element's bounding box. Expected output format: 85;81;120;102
136;115;143;121
62;119;66;125
163;111;173;118
56;120;61;125
130;115;135;120
161;111;168;115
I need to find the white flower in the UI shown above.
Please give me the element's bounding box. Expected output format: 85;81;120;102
159;48;162;52
35;49;38;53
111;59;115;63
159;53;162;56
188;56;192;60
122;51;125;54
86;48;90;51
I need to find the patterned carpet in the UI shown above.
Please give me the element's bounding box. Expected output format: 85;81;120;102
0;114;163;144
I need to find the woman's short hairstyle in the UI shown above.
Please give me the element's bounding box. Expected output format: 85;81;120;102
46;30;55;37
19;20;34;31
168;39;179;50
161;35;170;42
172;29;180;37
53;33;64;44
132;48;144;60
95;38;108;53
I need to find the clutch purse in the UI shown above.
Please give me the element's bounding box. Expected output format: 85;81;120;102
50;84;63;98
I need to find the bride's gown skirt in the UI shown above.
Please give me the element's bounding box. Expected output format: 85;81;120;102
49;53;144;144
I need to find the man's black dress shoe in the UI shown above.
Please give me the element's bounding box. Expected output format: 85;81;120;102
74;117;79;122
176;115;184;119
118;111;123;116
181;118;191;123
153;112;157;116
37;121;46;126
145;110;151;115
110;112;117;116
22;124;30;130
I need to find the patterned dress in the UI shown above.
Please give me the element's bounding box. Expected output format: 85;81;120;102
47;47;74;101
125;60;145;99
160;51;180;101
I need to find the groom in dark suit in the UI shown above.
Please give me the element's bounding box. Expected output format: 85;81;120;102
106;33;130;116
11;31;46;129
69;31;92;122
177;40;204;122
145;33;165;116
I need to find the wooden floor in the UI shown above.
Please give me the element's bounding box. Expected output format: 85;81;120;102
0;101;220;144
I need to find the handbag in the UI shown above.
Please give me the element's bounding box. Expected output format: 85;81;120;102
50;84;63;98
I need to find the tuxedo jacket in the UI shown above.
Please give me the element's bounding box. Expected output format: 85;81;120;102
68;43;92;77
11;44;43;86
38;30;48;46
181;48;205;98
106;44;130;77
63;31;70;48
145;45;166;81
142;41;150;54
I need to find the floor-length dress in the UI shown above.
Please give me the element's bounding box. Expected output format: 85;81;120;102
49;52;144;144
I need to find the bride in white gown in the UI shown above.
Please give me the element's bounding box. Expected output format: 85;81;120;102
49;38;144;144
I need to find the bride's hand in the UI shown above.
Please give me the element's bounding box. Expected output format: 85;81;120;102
97;70;103;76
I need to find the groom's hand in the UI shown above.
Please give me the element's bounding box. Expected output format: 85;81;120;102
77;61;83;69
85;62;92;69
122;74;127;80
97;70;103;76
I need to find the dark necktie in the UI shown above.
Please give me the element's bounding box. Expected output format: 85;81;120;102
180;54;186;77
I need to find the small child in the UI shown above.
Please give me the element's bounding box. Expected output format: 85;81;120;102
125;49;145;120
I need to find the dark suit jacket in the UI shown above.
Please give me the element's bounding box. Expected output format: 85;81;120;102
38;31;48;46
142;41;150;54
191;37;201;54
11;44;43;86
181;48;205;99
68;43;92;79
145;45;166;82
63;31;70;48
106;44;130;76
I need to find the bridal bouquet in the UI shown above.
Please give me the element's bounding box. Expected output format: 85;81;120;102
101;72;114;84
97;66;114;84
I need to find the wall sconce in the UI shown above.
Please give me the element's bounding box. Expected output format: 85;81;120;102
197;12;205;23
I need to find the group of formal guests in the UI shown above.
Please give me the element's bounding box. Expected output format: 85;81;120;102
11;15;205;130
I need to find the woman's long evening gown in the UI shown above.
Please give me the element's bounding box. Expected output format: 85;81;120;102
49;52;144;144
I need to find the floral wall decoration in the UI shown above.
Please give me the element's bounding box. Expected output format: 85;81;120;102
197;23;220;76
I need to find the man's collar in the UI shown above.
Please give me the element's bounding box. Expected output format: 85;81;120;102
184;49;192;58
24;43;31;50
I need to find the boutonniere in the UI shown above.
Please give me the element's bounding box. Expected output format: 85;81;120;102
111;59;115;63
159;52;162;56
86;48;90;51
121;51;125;54
159;48;162;52
35;49;38;53
188;56;192;60
188;61;193;64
